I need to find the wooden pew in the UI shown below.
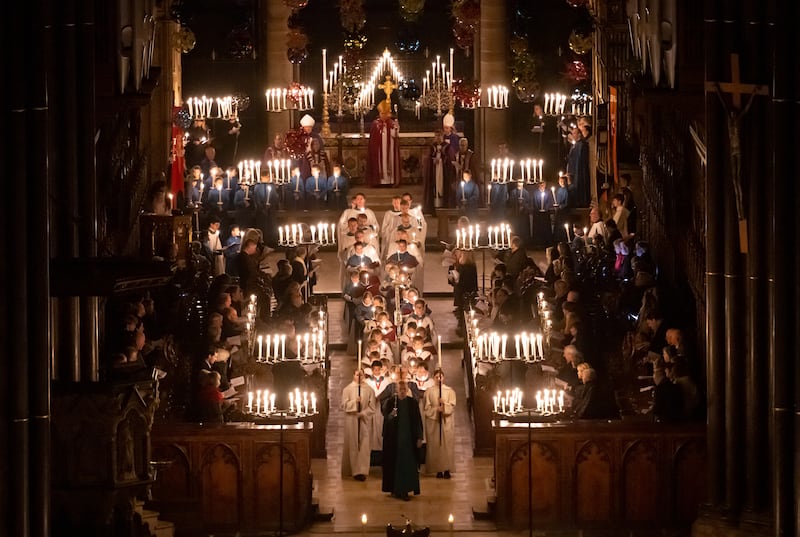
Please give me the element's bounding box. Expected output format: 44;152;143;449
150;422;314;535
492;419;706;531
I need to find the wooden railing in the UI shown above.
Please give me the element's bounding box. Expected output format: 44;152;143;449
150;422;314;534
493;420;706;530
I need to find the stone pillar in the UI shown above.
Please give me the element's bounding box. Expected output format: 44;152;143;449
474;0;508;168
261;0;293;145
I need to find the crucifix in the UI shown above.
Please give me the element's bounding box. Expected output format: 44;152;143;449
704;53;769;254
378;75;397;101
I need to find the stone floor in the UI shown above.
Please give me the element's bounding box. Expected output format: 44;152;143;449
264;241;552;536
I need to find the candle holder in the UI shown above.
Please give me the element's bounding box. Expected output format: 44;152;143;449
491;388;565;417
277;222;337;247
265;83;315;113
478;85;510;110
570;90;593;116
542;92;568;116
472;330;546;363
246;388;319;417
253;329;327;365
185;95;239;121
489;157;545;184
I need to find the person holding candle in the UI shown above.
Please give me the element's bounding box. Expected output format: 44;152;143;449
424;369;456;479
451;138;480;206
201;216;226;276
287;164;306;211
455;170;480;218
366;359;390;465
252;169;280;246
532;181;555;249
511;181;533;246
304;163;328;211
326;162;349;211
341;369;376;481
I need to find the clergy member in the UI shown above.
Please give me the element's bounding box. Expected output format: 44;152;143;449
341;369;376;481
367;98;401;187
424;369;456;478
381;379;424;500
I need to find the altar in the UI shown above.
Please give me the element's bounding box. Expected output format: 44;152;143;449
322;131;432;185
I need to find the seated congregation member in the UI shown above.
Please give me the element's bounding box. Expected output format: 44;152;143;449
650;367;683;423
223;225;242;277
557;344;584;390
195;369;224;423
503;235;528;280
571;364;619;420
271;259;294;306
327;162;349;210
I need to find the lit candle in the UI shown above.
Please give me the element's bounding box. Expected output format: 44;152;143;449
281;334;286;359
501;334;507;359
257;335;263;358
538;159;543;180
167;193;173;211
289;392;294;412
265;335;271;360
564;223;571;241
248;392;253;413
438;335;442;367
515;334;520;358
537;334;543;360
311;393;317;413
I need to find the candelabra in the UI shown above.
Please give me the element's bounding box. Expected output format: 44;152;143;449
455;223;513;250
492;388;565;416
253;329;326;364
473;330;546;363
543;92;568;116
265;83;315;113
489;157;544;183
237;159;262;187
277;222;337;247
185;95;239;120
570;90;593;116
419;53;454;117
246;387;318;416
478;85;510;109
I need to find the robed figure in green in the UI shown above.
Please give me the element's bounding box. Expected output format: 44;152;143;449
381;380;424;500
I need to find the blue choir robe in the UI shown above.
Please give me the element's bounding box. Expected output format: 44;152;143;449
305;174;328;210
223;172;241;192
187;184;202;206
327;174;349;210
207;187;232;210
532;190;555;248
252;183;280;246
511;186;533;244
488;181;508;223
224;236;242;276
555;185;569;208
233;188;255;228
287;174;306;211
455;180;480;212
346;254;373;271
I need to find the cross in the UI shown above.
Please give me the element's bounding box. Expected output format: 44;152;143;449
705;53;768;108
378;75;397;100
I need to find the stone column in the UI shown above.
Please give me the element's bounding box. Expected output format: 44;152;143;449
261;0;293;145
475;0;508;169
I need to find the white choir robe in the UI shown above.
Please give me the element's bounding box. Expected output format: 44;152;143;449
339;207;379;243
340;381;376;477
424;383;456;474
413;375;435;444
365;375;390;451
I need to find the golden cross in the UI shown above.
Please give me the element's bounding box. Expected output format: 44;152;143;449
378;76;397;100
705;53;768;109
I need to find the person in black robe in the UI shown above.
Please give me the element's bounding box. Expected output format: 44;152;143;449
381;380;424;500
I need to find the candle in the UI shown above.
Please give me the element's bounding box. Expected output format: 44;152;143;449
330;223;336;244
564;223;571;241
257;335;263;359
501;334;507;359
311;393;317;413
461;181;466;201
289;392;294;412
438;335;442;368
515;334;520;358
537;334;543;360
167;193;173;211
281;334;286;359
536;391;542;411
273;334;279;359
248;392;253;413
538;159;543;180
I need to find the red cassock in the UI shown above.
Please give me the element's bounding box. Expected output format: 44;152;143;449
367;117;401;187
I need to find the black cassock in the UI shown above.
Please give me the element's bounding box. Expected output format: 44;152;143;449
381;394;423;496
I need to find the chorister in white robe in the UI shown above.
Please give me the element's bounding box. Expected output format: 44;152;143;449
340;381;376;477
424;383;456;474
365;375;390;451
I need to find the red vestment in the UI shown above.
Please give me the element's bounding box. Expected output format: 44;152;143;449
367;117;401;187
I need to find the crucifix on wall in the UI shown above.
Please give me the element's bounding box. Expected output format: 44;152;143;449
704;53;769;254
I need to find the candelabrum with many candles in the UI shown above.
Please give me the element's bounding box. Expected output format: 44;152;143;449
492;388;565;417
185;95;239;121
454;223;513;251
246;387;319;418
277;222;337;247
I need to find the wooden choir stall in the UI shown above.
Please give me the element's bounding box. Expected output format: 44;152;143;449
150;422;315;535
